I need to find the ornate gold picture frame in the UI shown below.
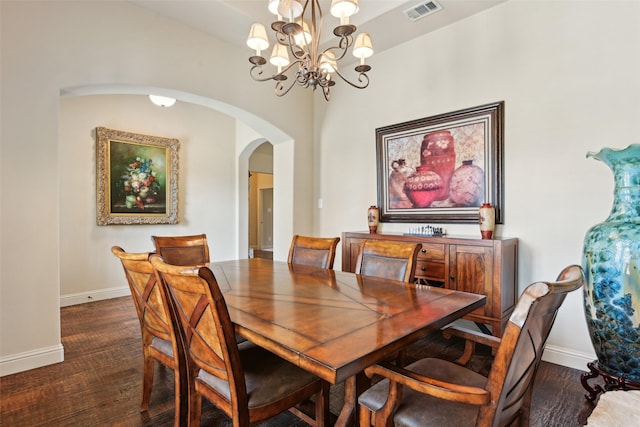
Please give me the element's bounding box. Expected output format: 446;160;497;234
96;127;179;225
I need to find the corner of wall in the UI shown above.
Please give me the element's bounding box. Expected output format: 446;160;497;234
0;344;64;377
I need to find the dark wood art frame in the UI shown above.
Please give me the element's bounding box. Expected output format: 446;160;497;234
96;127;179;225
376;101;504;223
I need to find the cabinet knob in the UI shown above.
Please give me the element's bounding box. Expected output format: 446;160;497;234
421;267;426;271
450;275;455;281
421;248;426;253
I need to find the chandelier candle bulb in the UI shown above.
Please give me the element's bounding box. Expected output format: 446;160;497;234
270;44;290;67
279;0;303;20
353;33;373;59
294;22;312;46
247;23;269;55
268;0;280;16
331;0;359;20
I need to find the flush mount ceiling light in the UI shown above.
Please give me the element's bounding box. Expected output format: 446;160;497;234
148;95;177;107
247;0;373;101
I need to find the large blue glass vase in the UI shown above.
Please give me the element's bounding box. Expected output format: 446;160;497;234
583;144;640;381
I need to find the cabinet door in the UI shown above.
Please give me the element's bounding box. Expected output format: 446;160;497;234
449;245;493;318
344;238;367;272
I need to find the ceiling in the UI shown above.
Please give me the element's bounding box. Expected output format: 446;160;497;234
128;0;507;58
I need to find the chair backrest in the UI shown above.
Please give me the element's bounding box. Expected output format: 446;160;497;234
480;264;585;427
354;240;422;282
149;255;248;418
287;235;340;269
152;234;210;266
111;246;178;346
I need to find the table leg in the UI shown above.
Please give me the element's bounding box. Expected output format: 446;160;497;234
335;373;371;427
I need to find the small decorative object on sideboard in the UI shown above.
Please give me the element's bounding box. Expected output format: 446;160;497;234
367;205;379;233
405;225;446;236
479;203;496;239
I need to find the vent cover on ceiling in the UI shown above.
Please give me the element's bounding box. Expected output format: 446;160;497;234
403;0;443;22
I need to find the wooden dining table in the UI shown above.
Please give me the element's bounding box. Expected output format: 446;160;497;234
209;258;486;426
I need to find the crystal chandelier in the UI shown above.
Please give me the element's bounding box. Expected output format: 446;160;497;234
247;0;373;101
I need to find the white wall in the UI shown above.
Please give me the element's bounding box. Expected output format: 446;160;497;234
1;0;314;375
249;143;274;174
58;95;237;305
3;0;639;376
315;0;640;368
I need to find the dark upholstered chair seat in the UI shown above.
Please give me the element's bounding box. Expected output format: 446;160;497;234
197;340;320;409
150;336;174;358
359;358;486;427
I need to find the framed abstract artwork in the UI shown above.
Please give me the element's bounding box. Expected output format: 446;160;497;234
96;127;179;225
376;101;504;223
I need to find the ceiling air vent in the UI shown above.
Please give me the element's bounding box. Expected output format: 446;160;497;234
403;0;443;22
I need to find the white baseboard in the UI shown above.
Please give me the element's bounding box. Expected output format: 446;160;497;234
1;288;130;376
60;286;130;307
0;344;64;377
542;343;596;371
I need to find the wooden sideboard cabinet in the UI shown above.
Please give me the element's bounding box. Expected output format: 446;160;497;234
341;231;518;336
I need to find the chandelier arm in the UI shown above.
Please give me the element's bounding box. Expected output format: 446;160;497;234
275;25;308;62
289;41;310;62
249;60;304;82
322;86;331;102
337;35;354;60
322;41;351;63
333;68;370;89
275;77;299;97
275;31;289;45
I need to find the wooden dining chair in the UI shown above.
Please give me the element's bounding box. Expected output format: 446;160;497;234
354;240;422;283
111;247;187;427
150;255;330;427
357;264;586;427
151;234;210;266
287;235;341;269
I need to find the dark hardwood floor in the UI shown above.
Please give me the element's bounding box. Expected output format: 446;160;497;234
1;296;596;426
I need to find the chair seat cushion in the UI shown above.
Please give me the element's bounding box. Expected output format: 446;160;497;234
197;340;319;409
150;336;173;357
359;357;487;427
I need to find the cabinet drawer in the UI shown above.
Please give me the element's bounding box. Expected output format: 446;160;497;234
417;243;445;261
415;260;445;281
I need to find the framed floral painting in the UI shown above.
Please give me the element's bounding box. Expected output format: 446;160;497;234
376;101;504;223
96;127;179;225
